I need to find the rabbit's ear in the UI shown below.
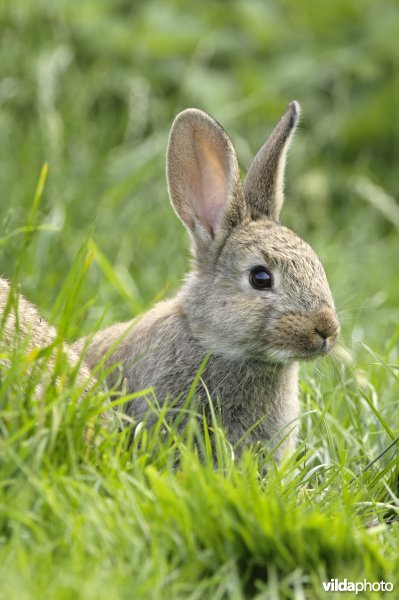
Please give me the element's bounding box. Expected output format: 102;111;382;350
167;109;245;247
244;101;300;221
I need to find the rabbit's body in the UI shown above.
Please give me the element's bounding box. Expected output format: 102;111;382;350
79;102;339;457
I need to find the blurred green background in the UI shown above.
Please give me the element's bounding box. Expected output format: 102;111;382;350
1;0;398;351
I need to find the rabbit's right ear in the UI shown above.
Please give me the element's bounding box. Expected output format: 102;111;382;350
244;101;300;222
167;109;245;250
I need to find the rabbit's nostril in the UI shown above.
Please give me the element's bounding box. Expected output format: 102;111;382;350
313;317;340;353
314;328;332;353
315;327;328;340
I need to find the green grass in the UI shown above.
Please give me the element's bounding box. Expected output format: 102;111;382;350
0;1;399;598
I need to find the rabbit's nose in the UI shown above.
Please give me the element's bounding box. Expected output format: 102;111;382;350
313;306;340;346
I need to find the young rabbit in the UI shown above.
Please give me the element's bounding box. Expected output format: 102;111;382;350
78;101;340;459
0;277;106;434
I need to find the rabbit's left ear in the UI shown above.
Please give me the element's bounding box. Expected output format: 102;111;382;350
167;108;245;248
244;101;300;222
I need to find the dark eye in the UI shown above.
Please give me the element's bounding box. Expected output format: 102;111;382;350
249;266;273;290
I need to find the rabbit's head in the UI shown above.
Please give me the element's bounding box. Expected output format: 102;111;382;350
167;102;340;364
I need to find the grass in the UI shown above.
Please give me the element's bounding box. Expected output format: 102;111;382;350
0;0;399;598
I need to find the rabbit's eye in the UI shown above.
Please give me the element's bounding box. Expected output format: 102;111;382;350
249;266;273;290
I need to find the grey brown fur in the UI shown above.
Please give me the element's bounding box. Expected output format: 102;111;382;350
77;102;340;459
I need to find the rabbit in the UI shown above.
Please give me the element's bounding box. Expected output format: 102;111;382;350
0;277;108;435
76;101;340;459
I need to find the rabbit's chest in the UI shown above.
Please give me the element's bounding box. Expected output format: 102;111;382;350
203;358;299;444
138;351;298;447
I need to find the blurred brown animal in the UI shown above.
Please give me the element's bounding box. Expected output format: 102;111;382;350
0;277;107;435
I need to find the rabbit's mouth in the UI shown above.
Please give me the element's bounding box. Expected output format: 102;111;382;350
265;339;338;364
292;334;339;360
311;327;340;355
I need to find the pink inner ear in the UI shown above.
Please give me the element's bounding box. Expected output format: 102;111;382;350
192;135;229;235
